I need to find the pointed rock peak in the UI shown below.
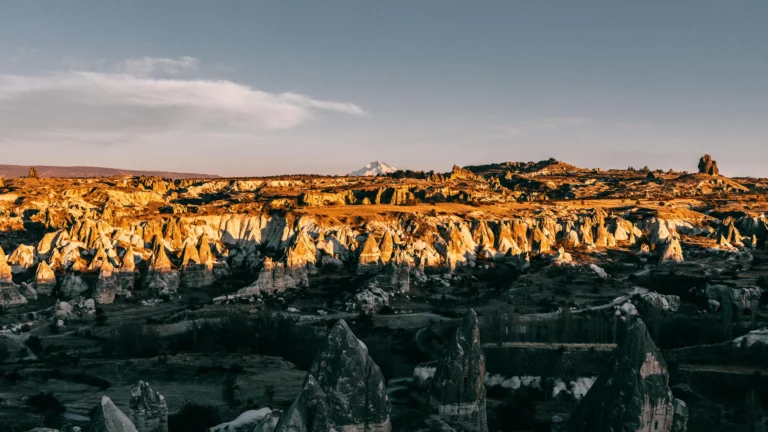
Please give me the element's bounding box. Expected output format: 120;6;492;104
0;246;6;262
150;243;172;271
121;247;136;271
287;318;392;430
566;316;677;432
35;260;55;279
274;374;329;432
180;241;200;267
197;233;213;264
360;234;381;255
660;238;684;264
89;396;138;432
431;308;487;431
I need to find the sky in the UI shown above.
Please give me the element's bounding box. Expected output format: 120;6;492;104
0;1;766;177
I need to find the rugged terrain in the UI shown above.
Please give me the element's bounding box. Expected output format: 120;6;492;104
0;155;766;431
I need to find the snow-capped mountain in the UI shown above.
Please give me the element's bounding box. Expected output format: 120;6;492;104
347;161;398;176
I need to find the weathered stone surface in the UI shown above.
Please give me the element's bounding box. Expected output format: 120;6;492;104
350;287;390;314
275;320;391;432
660;238;683;264
34;261;57;295
671;398;688;432
358;234;382;269
8;244;38;274
93;262;120;304
129;381;168;432
566;316;678;432
145;243;179;294
430;309;488;432
55;297;96;319
60;273;90;299
274;374;330;432
180;241;215;289
0;284;27;306
0;246;14;286
89;396;139;432
698;154;719;176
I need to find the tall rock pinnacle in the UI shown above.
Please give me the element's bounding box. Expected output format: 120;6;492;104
430;309;488;432
274;319;392;432
566;316;686;432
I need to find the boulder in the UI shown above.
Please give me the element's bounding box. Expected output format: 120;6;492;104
430;309;488;432
350;288;390;314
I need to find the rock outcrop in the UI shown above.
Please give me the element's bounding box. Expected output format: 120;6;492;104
430;309;488;432
93;262;120;304
659;238;684;264
566;316;683;432
274;320;391;431
34;261;57;295
60;273;90;299
129;381;168;432
698;154;719;176
89;396;139;432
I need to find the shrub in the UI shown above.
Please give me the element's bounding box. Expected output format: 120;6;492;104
102;323;161;358
168;403;221;432
26;392;65;415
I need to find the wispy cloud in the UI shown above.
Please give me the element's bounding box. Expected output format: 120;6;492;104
0;58;366;147
119;56;200;76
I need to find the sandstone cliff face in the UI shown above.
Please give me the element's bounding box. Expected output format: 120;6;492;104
275;320;391;432
566;317;684;432
430;309;488;432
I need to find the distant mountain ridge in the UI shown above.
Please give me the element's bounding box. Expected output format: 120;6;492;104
0;164;218;179
347;161;397;176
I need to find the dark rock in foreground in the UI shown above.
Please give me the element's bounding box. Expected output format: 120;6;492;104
274;319;391;432
429;309;488;432
566;316;687;432
89;396;139;432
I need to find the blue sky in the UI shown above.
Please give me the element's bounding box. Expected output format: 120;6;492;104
0;1;766;176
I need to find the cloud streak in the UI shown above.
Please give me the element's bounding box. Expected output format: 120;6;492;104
119;56;200;76
0;59;365;147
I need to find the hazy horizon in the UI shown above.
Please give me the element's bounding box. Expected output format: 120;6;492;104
1;2;766;177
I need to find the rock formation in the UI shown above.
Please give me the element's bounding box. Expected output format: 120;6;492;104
60;273;90;299
144;243;179;295
566;316;685;432
34;261;57;295
698;154;719;176
660;238;684;264
93;262;120;304
430;309;488;432
274;320;391;431
129;381;168;432
89;396;139;432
